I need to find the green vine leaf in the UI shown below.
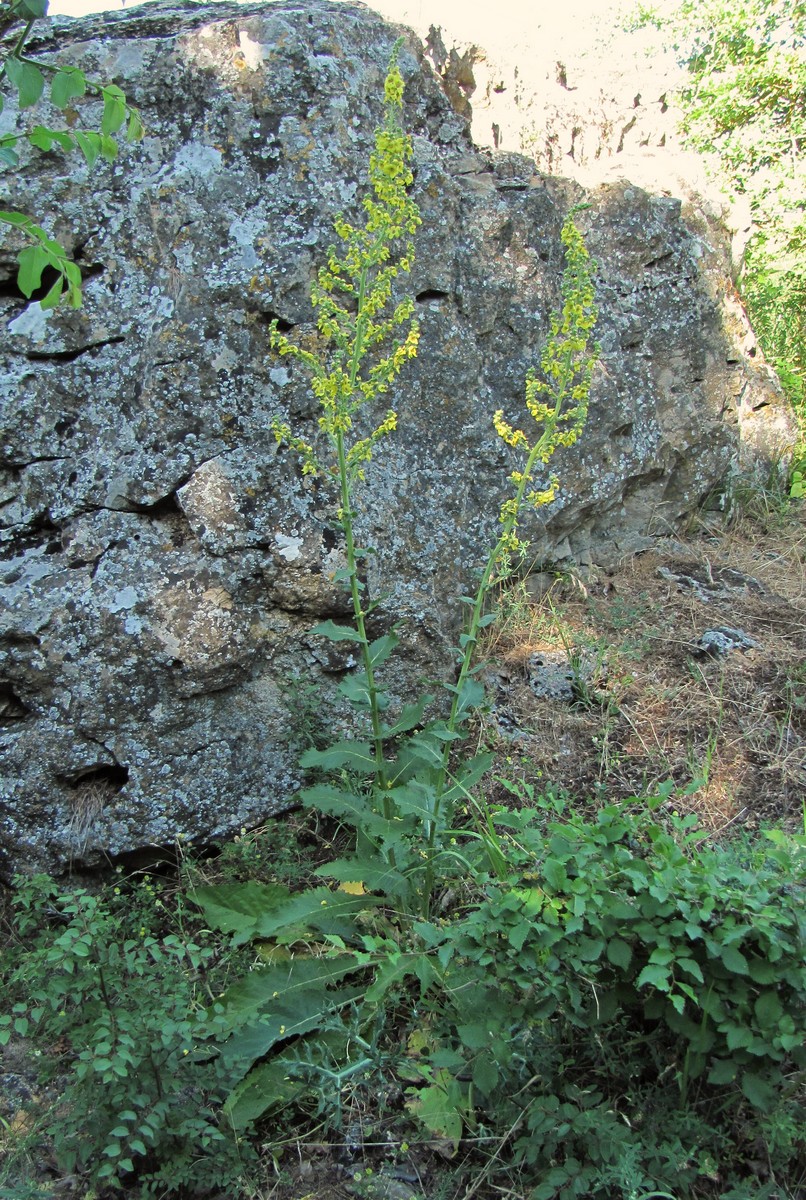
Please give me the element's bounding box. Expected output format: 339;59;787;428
5;56;45;108
51;66;87;108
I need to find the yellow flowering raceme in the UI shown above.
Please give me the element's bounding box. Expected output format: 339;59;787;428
270;40;420;487
492;212;599;573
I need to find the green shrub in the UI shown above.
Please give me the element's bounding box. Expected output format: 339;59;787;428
0;874;253;1196
414;789;806;1196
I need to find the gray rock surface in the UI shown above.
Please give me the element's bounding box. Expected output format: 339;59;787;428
0;0;796;875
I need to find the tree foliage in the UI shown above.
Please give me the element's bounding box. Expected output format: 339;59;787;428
0;0;142;307
660;0;806;426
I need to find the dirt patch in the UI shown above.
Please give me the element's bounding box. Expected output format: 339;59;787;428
480;500;806;836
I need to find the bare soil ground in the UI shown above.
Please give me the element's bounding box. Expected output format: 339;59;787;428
480;497;806;838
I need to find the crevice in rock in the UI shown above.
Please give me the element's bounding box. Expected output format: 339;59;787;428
644;252;674;271
0;683;30;724
260;310;295;333
127;492;183;518
0;259;106;307
60;762;130;792
89;491;187;522
0;513;63;560
1;455;68;469
26;336;125;364
416;288;450;304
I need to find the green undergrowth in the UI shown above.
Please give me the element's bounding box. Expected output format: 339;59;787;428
1;800;803;1199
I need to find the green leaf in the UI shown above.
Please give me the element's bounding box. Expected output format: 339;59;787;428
99;134;118;163
606;938;633;969
192;881;290;943
338;673;372;706
720;944;750;975
365;951;437;1003
543;858;568;891
676;956;705;983
16;244;47;297
301;782;391;837
385;780;435;824
472;1052;500;1097
368;632;398;667
252;886;377;942
39;277;63;310
101;86;127;136
127;108;144;142
405;1069;464;1151
707;1058;737;1086
0;146;20;167
50;130;75;153
6;57;45;108
223;1058;304;1130
313;856;408;894
51;67;86;108
218;955;364;1061
381;694;432;738
754;990;783;1028
577;936;605;962
454;677;486;718
28;125;53;151
637;963;671;991
726;1024;753;1051
443;751;494;802
299;740;374;772
74;130;101;168
310;620;363;643
747;957;777;984
741;1070;776;1111
19;0;49;17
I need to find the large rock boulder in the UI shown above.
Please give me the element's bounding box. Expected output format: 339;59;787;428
0;0;795;876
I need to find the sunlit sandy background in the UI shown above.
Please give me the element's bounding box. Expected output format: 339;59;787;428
49;0;629;60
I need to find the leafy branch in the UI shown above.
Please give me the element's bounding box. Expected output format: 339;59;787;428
0;0;143;307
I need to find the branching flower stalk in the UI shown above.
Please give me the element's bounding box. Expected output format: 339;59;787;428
422;215;599;908
271;40;420;801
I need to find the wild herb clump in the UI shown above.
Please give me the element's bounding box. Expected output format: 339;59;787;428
0;873;252;1195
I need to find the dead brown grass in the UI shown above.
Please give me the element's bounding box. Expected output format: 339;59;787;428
480;498;806;835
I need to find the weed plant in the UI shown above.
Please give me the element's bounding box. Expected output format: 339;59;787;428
0;874;254;1195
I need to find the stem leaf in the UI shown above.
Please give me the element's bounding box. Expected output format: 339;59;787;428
310;620;364;643
299;741;375;772
6;56;45;108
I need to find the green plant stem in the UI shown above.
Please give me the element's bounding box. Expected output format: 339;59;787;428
420;392;567;914
9;15;34;62
95;963;119;1042
335;255;394;816
335;428;388;804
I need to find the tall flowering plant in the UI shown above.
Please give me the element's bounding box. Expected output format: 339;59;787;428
193;45;600;1133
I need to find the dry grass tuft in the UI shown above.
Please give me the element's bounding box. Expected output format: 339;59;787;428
479;498;806;835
